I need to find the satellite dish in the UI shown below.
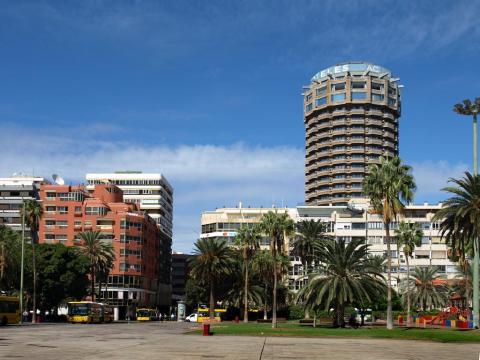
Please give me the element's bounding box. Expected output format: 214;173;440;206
52;174;65;185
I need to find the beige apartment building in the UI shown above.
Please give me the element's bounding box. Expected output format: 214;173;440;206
200;200;458;292
303;62;401;206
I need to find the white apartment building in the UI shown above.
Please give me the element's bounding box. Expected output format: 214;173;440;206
0;175;46;232
200;199;459;292
86;172;173;237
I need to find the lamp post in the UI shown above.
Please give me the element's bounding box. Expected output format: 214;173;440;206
19;202;25;324
454;98;480;328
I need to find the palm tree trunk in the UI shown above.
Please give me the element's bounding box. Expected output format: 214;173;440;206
303;260;310;320
406;256;411;326
272;242;277;328
385;222;393;329
244;257;249;323
209;280;215;320
31;236;37;324
397;249;401;286
91;265;95;302
263;287;268;320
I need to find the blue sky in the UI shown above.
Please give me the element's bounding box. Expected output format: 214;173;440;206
1;0;480;252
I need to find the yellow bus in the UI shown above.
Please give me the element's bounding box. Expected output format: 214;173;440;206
136;308;156;321
0;296;20;325
101;304;114;323
67;301;103;324
197;307;226;323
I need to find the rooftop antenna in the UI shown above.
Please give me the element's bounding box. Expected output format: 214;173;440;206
52;174;65;185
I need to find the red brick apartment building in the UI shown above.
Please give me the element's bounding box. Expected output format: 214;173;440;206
38;184;171;317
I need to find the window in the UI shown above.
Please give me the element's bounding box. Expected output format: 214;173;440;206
331;93;346;102
56;234;67;242
388;97;396;106
305;103;313;112
352;222;365;230
316;97;327;106
57;220;68;229
57;206;68;214
306;94;312;102
351;81;366;89
331;83;345;91
45;220;55;227
372;94;384;102
368;222;383;229
45;206;56;213
351;92;367;100
316;86;326;96
75;206;82;213
371;82;384;91
45;191;56;199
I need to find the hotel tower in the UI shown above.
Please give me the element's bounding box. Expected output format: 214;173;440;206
303;62;401;205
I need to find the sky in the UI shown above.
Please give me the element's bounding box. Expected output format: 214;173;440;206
1;0;480;253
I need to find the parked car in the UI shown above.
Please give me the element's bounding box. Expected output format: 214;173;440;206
185;313;198;322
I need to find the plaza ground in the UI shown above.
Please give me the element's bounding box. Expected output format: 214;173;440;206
1;321;480;359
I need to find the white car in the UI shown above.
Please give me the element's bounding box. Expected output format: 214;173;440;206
185;313;198;322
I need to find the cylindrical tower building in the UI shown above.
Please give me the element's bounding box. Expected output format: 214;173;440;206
303;62;401;205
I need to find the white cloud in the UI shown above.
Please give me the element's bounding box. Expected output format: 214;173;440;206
0;124;304;252
411;160;468;203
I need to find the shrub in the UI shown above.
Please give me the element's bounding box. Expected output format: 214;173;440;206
287;304;304;320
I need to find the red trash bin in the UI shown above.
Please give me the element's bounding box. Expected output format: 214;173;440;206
203;323;211;336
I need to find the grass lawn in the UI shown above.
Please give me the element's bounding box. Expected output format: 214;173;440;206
194;322;480;343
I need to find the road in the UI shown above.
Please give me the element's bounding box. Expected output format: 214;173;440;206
1;321;480;359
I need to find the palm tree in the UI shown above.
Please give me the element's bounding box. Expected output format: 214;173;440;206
395;221;423;325
408;266;448;310
297;238;386;327
190;238;233;319
21;200;43;323
235;225;260;322
363;156;416;329
251;250;290;320
77;231;115;302
292;220;330;276
96;253;115;301
252;250;274;320
224;254;264;312
258;211;295;328
434;172;480;321
292;219;330;318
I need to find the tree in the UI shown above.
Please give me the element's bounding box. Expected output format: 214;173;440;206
252;250;274;320
235;225;260;322
292;219;330;318
258;211;295;328
251;250;289;320
407;266;448;310
297;238;386;327
77;231;115;302
21;200;43;323
395;221;423;325
224;253;263;313
190;238;233;319
363;156;416;329
292;220;330;276
435;172;480;319
35;244;90;312
0;225;22;292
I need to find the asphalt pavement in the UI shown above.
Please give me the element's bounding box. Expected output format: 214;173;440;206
1;321;480;359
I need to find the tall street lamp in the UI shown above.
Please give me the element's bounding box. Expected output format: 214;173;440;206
19;201;25;324
454;97;480;328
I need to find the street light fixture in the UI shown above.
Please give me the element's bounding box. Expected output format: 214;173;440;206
454;97;480;328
